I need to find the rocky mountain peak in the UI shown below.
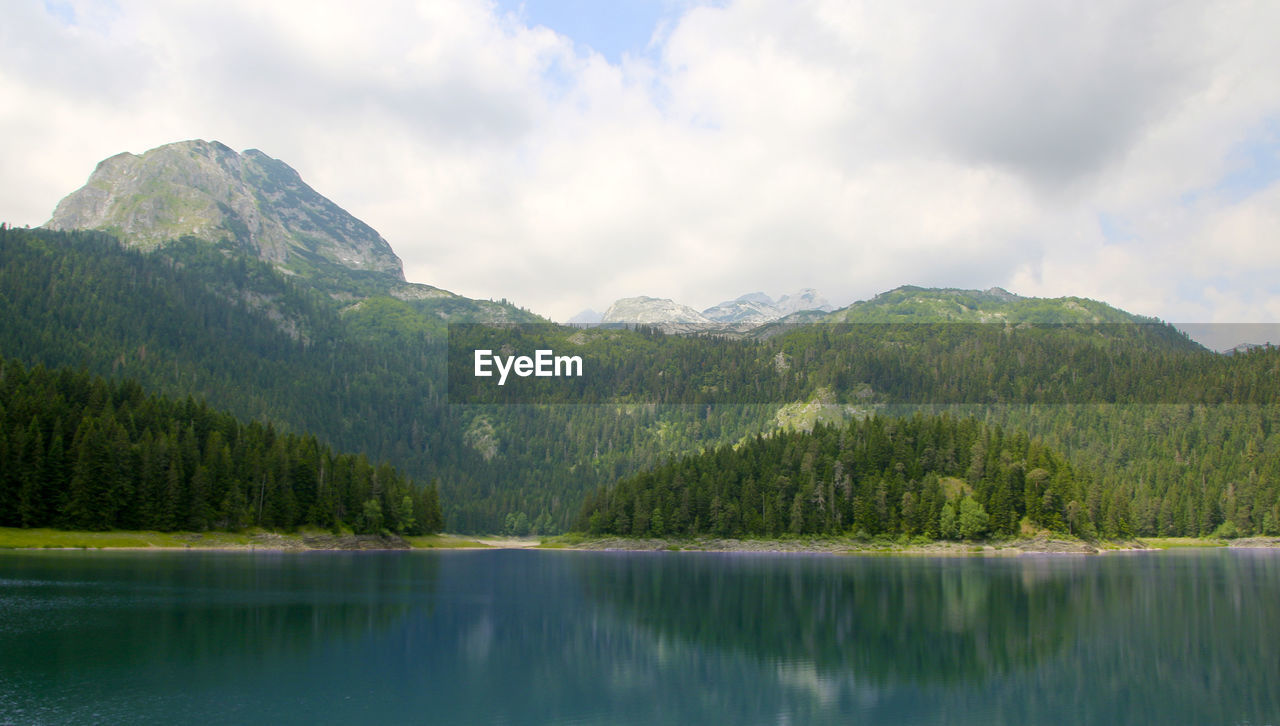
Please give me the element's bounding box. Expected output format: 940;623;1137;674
982;286;1021;301
601;296;714;333
595;289;836;333
775;288;834;315
45;139;404;281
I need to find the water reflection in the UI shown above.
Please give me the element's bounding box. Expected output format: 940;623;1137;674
574;553;1087;687
570;550;1280;724
1;549;1278;725
0;551;436;724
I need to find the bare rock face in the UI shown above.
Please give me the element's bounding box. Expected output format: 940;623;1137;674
774;288;834;316
700;293;780;328
601;296;714;334
598;289;837;334
45;140;404;280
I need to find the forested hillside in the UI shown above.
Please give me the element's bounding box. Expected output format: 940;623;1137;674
578;414;1084;539
5;224;1280;536
964;401;1280;538
0;357;440;534
0;226;769;531
450;319;1276;405
577;410;1280;539
824;285;1150;324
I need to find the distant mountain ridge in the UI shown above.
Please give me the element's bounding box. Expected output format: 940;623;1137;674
828;285;1149;325
601;296;714;333
598;288;835;332
593;284;1166;337
567;309;604;325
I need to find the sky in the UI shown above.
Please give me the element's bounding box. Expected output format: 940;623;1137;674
3;0;1280;330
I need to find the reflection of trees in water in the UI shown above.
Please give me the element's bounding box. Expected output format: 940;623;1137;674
574;551;1280;724
6;550;1278;724
0;551;436;673
1032;550;1280;724
387;551;909;725
574;553;1086;687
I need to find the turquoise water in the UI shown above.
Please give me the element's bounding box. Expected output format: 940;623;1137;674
0;548;1277;725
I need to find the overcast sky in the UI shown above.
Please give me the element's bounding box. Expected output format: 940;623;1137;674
3;0;1279;327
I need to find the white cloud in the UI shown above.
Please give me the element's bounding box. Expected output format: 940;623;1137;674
2;0;1279;324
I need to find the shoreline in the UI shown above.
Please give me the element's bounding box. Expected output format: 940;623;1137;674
543;534;1280;555
3;527;1278;554
0;527;493;551
546;534;1115;555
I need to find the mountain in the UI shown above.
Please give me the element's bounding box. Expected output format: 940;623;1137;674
701;289;835;329
41;140;540;328
0;225;570;532
46;139;404;281
828;285;1150;325
775;288;834;316
601;296;714;333
744;285;1203;353
600;289;835;333
12;141;1279;540
597;284;1164;336
700;293;783;328
567;308;604;325
5;219;1279;538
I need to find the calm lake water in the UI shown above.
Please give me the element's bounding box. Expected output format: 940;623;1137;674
1;548;1277;725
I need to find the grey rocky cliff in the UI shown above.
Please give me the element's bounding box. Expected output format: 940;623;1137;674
701;293;780;328
599;289;836;334
774;288;834;316
601;296;715;334
700;289;832;329
45;140;404;280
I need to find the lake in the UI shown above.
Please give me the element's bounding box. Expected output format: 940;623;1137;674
1;548;1277;725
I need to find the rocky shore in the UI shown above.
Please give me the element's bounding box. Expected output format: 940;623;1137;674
1228;536;1280;548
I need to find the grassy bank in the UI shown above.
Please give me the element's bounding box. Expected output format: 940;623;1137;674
0;527;256;549
0;527;490;551
1137;536;1227;549
404;534;493;549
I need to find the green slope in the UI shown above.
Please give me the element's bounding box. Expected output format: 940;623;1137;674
0;356;440;534
5;225;1279;537
0;226;767;532
828;285;1163;325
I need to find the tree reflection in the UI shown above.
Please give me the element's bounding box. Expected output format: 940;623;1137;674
574;553;1088;687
